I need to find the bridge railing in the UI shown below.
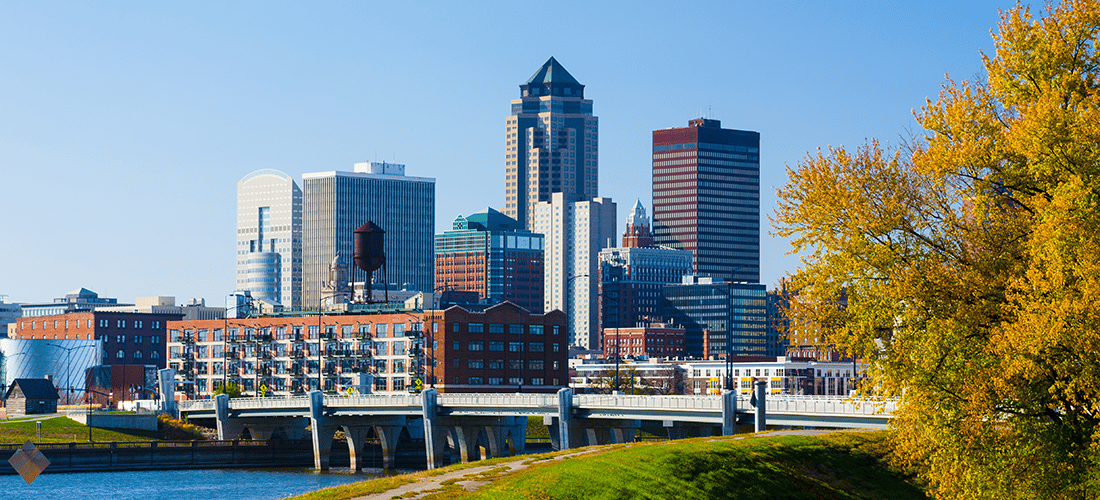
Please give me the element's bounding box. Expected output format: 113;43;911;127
230;396;310;409
439;393;558;408
763;396;896;416
576;394;724;411
325;394;423;407
178;400;215;412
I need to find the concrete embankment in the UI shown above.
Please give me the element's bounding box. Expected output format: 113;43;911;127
0;437;552;474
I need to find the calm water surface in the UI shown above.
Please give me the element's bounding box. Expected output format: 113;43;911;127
0;467;395;500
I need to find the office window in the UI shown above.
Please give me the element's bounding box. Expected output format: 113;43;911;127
489;377;503;385
529;325;544;335
468;359;484;369
509;342;523;352
134;351;143;359
469;377;483;385
452;341;460;351
552;343;560;353
468;341;484;351
553;326;560;335
489;324;504;334
116;350;124;359
509;377;522;385
489;359;504;370
469;323;484;333
530;377;544;386
509;324;523;334
452;322;459;333
489;341;504;352
529;360;544;371
529;342;544;352
116;335;125;343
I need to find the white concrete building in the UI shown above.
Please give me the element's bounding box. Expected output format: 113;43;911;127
236;169;303;310
532;192;616;349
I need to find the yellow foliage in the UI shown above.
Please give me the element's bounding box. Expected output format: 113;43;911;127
774;1;1100;498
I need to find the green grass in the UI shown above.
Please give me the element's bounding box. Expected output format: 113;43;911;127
288;431;927;500
0;414;203;443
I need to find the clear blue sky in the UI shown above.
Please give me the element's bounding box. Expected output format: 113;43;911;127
0;1;1011;305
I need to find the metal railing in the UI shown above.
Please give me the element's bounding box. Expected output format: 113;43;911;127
176;392;898;417
439;393;558;408
576;394;724;411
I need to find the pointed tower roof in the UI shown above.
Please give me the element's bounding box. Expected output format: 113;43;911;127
525;57;581;86
520;57;585;98
466;207;523;232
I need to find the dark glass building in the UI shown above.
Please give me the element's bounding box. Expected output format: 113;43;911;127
652;119;760;283
662;276;767;358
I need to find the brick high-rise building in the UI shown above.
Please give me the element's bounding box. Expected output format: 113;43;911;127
434;208;544;313
652;119;760;283
504;57;598;229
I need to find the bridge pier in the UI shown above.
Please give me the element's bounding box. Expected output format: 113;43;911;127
421;389;448;470
214;394;244;440
754;380;767;432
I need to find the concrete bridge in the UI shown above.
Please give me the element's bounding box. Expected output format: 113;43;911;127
176;384;895;471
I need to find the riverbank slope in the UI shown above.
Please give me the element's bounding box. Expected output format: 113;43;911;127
289;430;926;500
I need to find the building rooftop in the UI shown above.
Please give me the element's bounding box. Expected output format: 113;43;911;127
524;56;581;86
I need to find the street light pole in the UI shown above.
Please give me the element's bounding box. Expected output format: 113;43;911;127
723;265;746;392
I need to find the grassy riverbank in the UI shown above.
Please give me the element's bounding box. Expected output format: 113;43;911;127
0;414;202;443
291;430;926;500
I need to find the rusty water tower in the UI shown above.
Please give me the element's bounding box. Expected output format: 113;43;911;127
353;221;387;303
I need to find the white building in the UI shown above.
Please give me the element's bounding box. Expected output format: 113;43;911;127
236;169;303;310
97;296;225;321
532;192;616;349
571;357;863;397
0;295;21;337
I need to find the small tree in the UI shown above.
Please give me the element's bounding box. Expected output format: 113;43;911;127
212;381;242;399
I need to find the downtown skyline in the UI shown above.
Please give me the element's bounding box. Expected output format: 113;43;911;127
1;1;1009;304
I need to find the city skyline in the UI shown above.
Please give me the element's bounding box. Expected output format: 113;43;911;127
1;2;1008;304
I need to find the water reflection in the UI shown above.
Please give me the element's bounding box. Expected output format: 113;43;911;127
0;467;395;500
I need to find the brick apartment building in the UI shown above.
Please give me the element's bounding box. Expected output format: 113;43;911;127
167;309;425;399
423;302;568;393
13;311;182;368
600;325;686;359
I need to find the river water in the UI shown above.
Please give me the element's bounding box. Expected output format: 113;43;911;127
0;467;394;499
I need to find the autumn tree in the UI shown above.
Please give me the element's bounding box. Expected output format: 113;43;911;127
773;2;1100;498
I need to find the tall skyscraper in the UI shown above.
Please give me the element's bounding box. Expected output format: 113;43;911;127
302;161;435;308
532;193;616;349
652;119;760;283
505;57;598;229
434;208;545;313
237;169;303;310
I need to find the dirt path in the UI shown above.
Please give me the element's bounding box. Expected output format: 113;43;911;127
349;429;853;499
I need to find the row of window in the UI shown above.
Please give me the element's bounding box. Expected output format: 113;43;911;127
459;358;559;371
22;319;162;330
453;340;558;353
454;323;558;335
464;377;549;386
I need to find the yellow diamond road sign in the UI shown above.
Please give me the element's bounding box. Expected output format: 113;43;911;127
8;440;50;485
